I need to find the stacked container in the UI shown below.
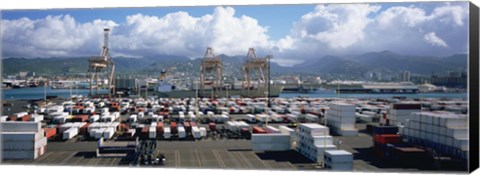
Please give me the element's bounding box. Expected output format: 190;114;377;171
326;102;358;136
164;127;171;139
386;103;421;126
401;111;468;160
178;126;186;139
251;133;291;151
296;123;336;164
324;150;353;171
149;126;156;139
192;126;202;139
1;121;47;160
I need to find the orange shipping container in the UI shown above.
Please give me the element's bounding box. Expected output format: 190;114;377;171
44;128;57;139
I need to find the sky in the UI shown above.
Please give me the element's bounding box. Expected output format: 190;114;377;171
0;2;470;66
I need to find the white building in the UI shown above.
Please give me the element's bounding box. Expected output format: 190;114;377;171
399;71;411;82
326;102;358;136
296;123;337;165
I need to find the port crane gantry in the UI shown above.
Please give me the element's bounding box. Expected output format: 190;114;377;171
88;28;115;97
200;47;223;98
241;48;271;96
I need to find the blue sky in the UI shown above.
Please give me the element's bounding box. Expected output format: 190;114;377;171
1;2;469;66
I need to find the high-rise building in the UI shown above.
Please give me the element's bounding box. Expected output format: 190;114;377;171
399;71;410;82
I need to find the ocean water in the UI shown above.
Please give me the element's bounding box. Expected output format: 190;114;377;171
1;87;468;100
280;91;468;99
2;87;107;100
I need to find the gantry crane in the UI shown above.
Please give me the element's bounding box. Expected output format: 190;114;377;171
89;28;115;97
199;47;223;98
241;48;270;96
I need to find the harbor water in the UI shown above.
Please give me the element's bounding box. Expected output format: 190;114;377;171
1;87;468;100
2;87;108;100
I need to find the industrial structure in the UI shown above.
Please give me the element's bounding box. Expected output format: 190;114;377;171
241;48;271;96
88;28;115;97
199;47;223;98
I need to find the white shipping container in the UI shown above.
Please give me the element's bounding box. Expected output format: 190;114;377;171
2;137;47;150
1;131;45;141
325;162;353;171
0;116;7;122
149;127;157;139
2;150;40;160
446;128;468;139
192;127;202;139
63;127;79;140
0;122;41;132
199;127;207;137
252;143;291;151
89;115;100;122
278;125;295;135
265;126;280;133
163;127;171;139
178;126;186;139
103;127;115;139
251;134;290;143
312;136;334;145
324;150;353;163
14;112;29;118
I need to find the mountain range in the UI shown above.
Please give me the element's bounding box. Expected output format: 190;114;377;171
2;50;467;79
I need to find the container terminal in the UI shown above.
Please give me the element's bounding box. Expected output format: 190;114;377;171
0;28;469;173
0;96;468;172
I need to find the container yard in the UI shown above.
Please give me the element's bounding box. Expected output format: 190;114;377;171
0;96;469;173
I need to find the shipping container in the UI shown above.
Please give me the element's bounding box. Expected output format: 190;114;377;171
164;127;171;139
63;127;78;140
184;122;192;133
252;126;267;134
209;122;217;132
44;128;57;139
156;122;164;135
170;122;178;134
374;134;402;145
199;127;207;137
1;121;42;132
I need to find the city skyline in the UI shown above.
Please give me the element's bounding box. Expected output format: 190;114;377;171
1;2;469;66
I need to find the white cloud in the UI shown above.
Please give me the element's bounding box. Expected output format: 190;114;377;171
274;2;468;65
291;4;381;49
424;32;448;47
1;3;469;66
2;7;271;58
2;15;117;57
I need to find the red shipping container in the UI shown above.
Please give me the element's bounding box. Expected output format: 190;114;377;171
20;115;32;121
184;122;191;132
7;116;17;121
209;122;216;131
142;125;150;133
170;122;177;134
156;122;164;134
44;128;57;139
374;134;402;144
252;126;267;134
73;115;89;122
79;123;90;135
